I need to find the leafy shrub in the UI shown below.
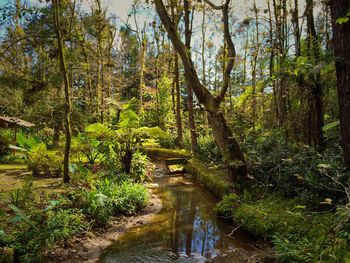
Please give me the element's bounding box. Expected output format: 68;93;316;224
71;134;101;164
9;177;34;208
244;131;348;209
7;203;87;263
158;134;178;148
81;189;113;226
73;178;149;225
130;151;152;183
27;143;62;177
16;132;39;150
196;135;222;163
112;181;149;215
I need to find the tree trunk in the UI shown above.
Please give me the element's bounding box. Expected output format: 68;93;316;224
184;0;198;153
154;0;248;182
53;0;72;184
174;52;183;143
306;0;325;151
139;23;147;113
208;110;247;183
330;0;350;166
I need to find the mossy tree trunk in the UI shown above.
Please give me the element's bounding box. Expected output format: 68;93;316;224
52;0;72;183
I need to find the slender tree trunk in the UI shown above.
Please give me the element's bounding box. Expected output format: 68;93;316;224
330;0;350;166
201;7;209;135
184;0;198;153
53;0;72;183
292;0;301;57
174;52;183;143
139;23;147;113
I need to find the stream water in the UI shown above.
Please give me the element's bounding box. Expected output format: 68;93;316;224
100;164;256;263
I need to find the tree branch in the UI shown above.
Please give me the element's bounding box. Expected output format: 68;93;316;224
154;0;215;109
204;0;236;103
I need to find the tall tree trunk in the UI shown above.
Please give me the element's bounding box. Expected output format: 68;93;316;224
155;0;248;182
138;23;147;113
53;0;72;183
174;52;183;143
306;0;325;151
251;0;260;130
292;0;301;57
330;0;350;166
184;0;198;153
201;7;209;135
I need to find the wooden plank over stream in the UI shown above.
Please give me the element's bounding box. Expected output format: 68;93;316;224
165;158;188;173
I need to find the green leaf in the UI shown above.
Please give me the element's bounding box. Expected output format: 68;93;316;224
8;204;37;228
336;17;349;24
322;120;340;132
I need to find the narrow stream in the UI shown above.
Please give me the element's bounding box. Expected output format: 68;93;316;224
100;164;256;263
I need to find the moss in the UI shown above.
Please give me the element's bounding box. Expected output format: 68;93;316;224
215;193;239;217
0;164;27;171
143;147;191;159
185;158;233;197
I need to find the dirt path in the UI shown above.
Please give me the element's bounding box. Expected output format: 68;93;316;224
46;188;162;263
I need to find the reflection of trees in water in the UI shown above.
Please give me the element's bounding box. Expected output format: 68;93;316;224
168;189;225;256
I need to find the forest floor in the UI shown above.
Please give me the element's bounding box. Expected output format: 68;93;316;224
0;165;63;204
45;186;162;263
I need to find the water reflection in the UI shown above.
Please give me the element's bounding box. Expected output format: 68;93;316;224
102;170;248;263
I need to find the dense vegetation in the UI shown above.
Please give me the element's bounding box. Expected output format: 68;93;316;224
0;0;349;262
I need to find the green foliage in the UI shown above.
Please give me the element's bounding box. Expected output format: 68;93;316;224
27;143;62;177
81;189;113;226
74;178;149;225
16;133;39;150
119;109;140;129
130;151;152;183
71;134;101;164
85;123;112;139
196;135;222;163
9;177;34;208
126;97;140;112
0;132;10;157
185;159;232;197
336;10;350;24
323;120;340;143
111;181;149;215
224;194;350;262
6;200;87;262
214;193;239;218
245;131;348;209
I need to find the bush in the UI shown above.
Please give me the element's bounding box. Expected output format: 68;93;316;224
112;181;149;215
130;151;152;183
80;189;113;226
27;143;62;177
196;135;222;163
9;177;34;208
75;178;149;226
6;202;87;262
244;131;348;209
